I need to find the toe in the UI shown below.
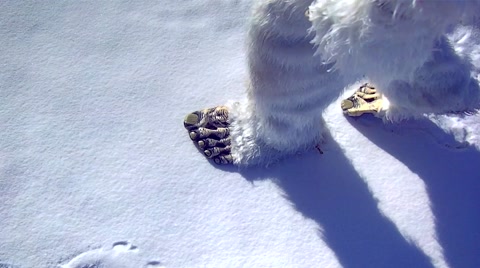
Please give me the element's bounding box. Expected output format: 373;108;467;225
211;127;229;139
359;83;376;94
189;128;211;141
197;139;208;148
341;99;355;110
207;106;229;128
189;131;197;140
214;154;233;165
184;112;201;130
204;146;231;158
357;91;381;100
191;127;230;140
189;130;201;141
198;137;231;149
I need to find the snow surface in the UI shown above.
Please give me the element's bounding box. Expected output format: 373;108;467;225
1;1;479;267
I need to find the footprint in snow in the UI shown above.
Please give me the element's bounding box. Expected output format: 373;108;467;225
60;241;164;268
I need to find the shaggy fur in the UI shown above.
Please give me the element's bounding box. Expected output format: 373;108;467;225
309;0;480;119
227;0;480;165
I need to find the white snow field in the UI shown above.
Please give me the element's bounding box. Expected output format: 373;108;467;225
1;1;480;267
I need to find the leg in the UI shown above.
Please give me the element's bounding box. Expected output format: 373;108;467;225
383;36;480;120
183;0;345;166
341;34;480;120
308;0;478;120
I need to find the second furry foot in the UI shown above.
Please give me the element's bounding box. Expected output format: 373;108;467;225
184;106;234;165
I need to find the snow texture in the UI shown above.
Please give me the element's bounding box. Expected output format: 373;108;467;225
0;0;479;268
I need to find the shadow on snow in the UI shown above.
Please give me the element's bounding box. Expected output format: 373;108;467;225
348;115;480;268
238;130;435;268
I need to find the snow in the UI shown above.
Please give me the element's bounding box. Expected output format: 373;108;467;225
0;1;479;268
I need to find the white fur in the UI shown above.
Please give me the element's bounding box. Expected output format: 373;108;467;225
309;0;480;119
229;0;345;165
228;0;480;165
309;0;466;78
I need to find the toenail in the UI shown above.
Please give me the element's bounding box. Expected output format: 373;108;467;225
204;149;212;157
198;140;205;148
184;113;199;125
189;131;198;140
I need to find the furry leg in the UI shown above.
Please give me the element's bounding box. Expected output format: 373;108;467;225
183;0;346;166
381;36;480;120
226;0;345;165
308;0;476;121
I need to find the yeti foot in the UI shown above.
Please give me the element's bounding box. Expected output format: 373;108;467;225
184;106;234;165
341;83;383;117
